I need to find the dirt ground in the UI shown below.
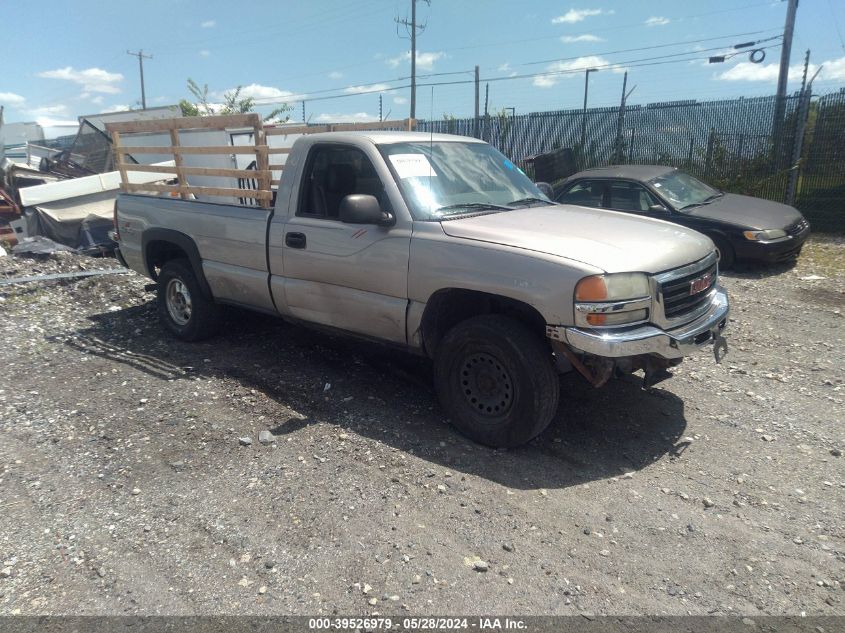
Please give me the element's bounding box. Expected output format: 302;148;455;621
0;237;842;616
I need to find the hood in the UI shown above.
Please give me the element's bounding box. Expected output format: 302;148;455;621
439;205;714;274
683;193;802;230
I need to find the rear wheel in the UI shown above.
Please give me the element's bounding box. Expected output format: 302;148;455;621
711;234;735;270
433;315;560;448
156;259;220;341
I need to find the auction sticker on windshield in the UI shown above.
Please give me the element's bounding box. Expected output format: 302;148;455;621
389;153;436;179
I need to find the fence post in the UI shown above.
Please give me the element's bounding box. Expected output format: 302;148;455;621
704;127;716;179
786;85;812;206
686;137;694;168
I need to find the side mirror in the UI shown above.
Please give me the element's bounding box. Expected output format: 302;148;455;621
648;204;669;213
339;194;394;226
534;182;554;199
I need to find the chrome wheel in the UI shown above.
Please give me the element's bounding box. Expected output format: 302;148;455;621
165;278;192;326
459;352;513;417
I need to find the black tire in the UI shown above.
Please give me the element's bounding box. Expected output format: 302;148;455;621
710;234;735;270
156;259;221;341
433;315;560;448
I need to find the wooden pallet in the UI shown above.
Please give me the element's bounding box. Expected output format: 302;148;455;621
106;115;415;209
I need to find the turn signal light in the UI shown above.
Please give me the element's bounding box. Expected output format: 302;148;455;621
575;276;607;301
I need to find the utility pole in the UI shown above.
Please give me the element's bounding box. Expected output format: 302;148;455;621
473;66;480;138
580;68;598;153
395;0;429;121
772;0;798;162
126;49;152;110
302;101;306;122
379;94;383;122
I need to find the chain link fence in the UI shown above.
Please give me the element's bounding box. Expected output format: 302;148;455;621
417;88;845;232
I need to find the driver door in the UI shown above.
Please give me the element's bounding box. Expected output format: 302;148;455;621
281;144;411;344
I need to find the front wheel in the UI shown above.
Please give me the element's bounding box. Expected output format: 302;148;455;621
711;234;735;270
433;315;560;448
156;259;221;341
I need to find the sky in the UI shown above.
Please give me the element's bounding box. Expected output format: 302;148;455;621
2;0;845;137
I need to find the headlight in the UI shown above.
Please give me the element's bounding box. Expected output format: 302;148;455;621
743;229;787;241
574;273;651;327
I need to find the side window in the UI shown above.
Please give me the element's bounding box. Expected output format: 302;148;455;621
608;181;658;212
557;180;606;208
298;145;386;219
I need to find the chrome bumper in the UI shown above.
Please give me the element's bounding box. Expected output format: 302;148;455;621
550;286;729;359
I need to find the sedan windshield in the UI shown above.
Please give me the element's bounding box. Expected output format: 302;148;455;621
649;170;721;210
380;141;550;220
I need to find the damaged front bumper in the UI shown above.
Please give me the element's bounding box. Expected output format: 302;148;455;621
548;285;729;362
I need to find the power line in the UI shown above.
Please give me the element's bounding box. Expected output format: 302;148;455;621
518;33;782;68
244;44;783;108
244;30;786;108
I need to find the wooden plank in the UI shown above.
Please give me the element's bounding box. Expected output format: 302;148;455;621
270;179;282;186
106;113;261;134
253;122;271;209
267;147;292;155
268;164;286;171
169;129;189;200
120;145;267;155
110;131;130;188
118;163;271;179
122;182;273;201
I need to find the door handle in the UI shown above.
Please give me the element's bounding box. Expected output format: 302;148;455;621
285;232;306;249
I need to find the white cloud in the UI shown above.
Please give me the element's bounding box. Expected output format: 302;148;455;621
715;55;845;83
235;84;298;101
199;50;211;57
344;83;391;94
328;71;343;80
552;8;611;24
201;20;216;28
393;96;408;104
34;116;79;129
314;112;379;123
38;66;123;94
28;104;70;117
560;34;603;43
818;56;845;81
532;55;623;88
0;92;26;106
102;104;131;113
90;95;104;105
387;50;445;71
716;60;805;82
645;16;670;26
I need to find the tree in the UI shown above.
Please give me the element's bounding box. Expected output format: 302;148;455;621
179;78;291;122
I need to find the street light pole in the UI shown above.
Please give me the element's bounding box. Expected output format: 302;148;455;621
580;68;598;153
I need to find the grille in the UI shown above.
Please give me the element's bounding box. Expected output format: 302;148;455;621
659;260;718;320
786;218;809;236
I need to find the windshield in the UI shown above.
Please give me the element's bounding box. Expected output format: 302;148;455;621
649;170;720;210
379;141;549;220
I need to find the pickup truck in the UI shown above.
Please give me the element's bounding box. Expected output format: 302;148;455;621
113;129;729;448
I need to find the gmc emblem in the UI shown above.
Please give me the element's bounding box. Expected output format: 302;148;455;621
689;272;713;295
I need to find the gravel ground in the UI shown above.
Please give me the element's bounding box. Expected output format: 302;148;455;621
0;238;842;616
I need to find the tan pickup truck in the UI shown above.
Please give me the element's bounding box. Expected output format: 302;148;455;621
111;118;728;447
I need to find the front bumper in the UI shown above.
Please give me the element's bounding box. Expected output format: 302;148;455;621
733;226;810;264
549;285;729;359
